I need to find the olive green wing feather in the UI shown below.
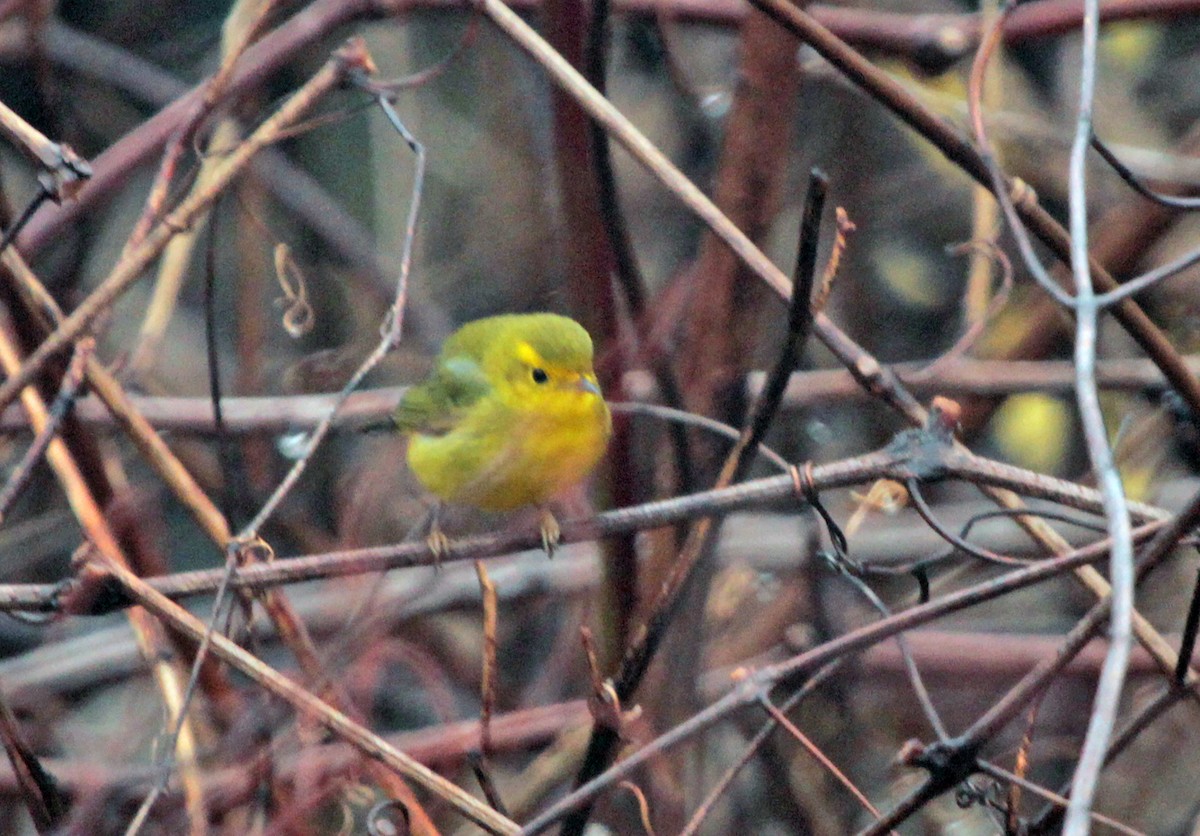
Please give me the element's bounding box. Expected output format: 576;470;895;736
392;356;492;435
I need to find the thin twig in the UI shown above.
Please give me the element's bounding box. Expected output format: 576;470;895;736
0;38;375;422
747;0;1200;421
677;665;842;836
976;761;1146;836
1091;134;1200;209
0;677;64;832
476;560;499;757
907;478;1034;568
7;354;1200;435
0;439;1178;614
1176;565;1200;684
757;693;886;825
237;80;423;537
0;190;49;257
1062;0;1134;828
557;172;824;834
838;566;949;742
97;557;521;835
0;339;91;525
122;0;284;253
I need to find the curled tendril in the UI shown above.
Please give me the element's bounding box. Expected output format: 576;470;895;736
273;243;315;338
366;799;410;836
955;779;989;809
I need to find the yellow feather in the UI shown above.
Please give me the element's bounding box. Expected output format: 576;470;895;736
398;313;612;513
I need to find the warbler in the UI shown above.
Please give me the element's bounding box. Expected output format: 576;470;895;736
392;313;612;555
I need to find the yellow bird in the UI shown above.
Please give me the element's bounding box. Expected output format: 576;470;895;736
393;313;612;555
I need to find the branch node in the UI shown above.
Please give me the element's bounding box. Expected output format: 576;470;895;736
854;355;882;384
588;679;641;736
35;143;92;204
884;413;957;481
900;736;980;795
788;460;819;507
334;36;378;82
926;396;962;441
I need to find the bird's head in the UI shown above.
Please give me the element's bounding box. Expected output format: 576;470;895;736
492;315;605;409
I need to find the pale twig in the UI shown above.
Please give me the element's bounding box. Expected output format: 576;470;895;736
1089;235;1200;305
123;0;285;254
1063;0;1133;828
610;402;790;472
128;0;289;379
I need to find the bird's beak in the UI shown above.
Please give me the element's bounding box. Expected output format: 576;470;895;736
576;375;602;396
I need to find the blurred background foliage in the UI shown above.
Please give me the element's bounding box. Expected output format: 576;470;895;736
0;0;1199;832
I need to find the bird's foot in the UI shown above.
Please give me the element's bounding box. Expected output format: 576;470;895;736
425;525;451;568
538;508;561;558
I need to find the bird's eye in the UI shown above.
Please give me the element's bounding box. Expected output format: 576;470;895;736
531;368;549;384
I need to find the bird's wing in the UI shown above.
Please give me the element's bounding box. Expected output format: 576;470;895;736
392;356;492;435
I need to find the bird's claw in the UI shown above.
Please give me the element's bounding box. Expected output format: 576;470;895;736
426;525;451;569
539;509;561;558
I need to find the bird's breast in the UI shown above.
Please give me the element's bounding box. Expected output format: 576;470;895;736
407;393;610;512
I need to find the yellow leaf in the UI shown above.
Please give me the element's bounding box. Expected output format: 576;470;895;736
991;393;1072;474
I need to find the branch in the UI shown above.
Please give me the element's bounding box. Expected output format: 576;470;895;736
0;39;374;424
